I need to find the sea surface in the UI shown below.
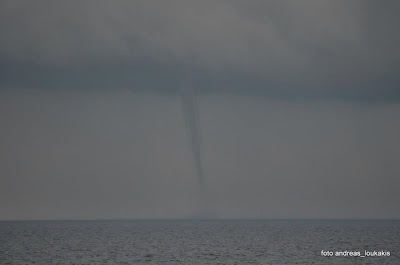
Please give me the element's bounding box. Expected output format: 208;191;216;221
1;220;399;264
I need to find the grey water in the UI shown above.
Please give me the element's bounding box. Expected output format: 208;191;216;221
1;220;400;265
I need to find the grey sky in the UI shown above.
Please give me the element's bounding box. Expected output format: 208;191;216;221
1;1;400;220
1;90;400;220
1;0;400;98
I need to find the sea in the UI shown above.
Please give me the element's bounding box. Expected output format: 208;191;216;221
1;220;399;264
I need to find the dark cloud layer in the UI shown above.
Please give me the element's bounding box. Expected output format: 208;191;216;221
1;0;400;99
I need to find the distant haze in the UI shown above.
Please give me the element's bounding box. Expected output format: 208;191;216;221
1;90;399;220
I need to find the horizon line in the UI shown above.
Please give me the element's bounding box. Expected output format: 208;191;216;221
1;217;400;222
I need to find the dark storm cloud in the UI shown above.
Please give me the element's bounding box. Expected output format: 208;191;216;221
1;0;400;99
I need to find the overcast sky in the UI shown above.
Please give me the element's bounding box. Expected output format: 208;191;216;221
1;1;400;220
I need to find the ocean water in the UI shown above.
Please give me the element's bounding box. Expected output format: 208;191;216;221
1;220;399;264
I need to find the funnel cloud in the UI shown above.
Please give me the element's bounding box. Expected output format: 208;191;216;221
180;84;204;189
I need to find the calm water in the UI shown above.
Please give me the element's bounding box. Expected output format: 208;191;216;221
1;220;399;264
